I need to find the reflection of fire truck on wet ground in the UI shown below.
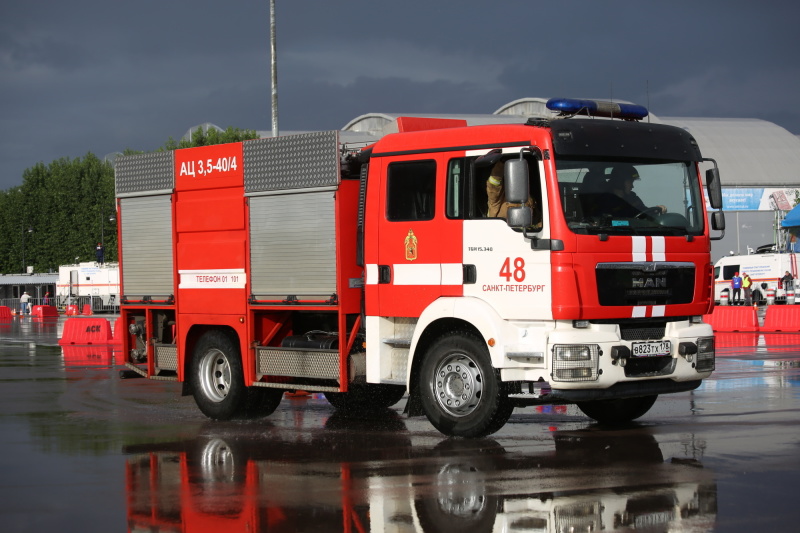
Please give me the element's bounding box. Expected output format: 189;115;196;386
116;98;724;437
124;420;718;532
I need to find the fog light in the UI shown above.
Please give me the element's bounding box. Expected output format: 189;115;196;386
572;320;590;329
679;341;697;363
610;345;630;366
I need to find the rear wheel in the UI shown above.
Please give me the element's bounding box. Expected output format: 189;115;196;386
419;331;513;438
577;395;658;425
191;330;281;419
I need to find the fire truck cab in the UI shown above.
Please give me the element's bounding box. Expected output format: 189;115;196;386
116;98;723;437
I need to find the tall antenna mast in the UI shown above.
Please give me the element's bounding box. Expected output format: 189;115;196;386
270;0;279;137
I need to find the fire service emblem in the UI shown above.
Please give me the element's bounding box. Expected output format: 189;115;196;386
404;229;418;261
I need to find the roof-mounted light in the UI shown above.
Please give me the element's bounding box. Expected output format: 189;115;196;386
546;98;648;121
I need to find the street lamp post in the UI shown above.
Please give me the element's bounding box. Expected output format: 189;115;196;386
21;224;33;273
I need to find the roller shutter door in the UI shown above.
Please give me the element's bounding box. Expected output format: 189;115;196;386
119;195;174;298
249;191;336;299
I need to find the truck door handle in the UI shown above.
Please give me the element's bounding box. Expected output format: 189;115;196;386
378;265;392;284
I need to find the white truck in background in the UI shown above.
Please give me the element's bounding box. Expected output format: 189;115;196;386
714;251;797;304
56;262;120;312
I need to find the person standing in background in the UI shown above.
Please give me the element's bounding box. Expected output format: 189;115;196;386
781;271;794;292
20;292;31;315
742;273;753;306
730;272;743;305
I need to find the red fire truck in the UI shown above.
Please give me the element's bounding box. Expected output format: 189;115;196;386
116;98;725;437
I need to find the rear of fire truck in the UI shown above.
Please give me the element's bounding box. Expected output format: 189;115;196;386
396;98;725;437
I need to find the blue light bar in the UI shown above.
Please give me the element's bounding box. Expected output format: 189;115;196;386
546;98;648;120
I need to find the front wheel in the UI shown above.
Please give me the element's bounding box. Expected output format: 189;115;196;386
420;331;513;438
577;395;658;425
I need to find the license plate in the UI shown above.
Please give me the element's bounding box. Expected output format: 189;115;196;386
631;340;671;357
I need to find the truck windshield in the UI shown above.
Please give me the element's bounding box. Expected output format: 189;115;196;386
555;158;704;236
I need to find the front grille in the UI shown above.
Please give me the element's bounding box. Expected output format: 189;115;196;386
620;324;666;341
596;262;695;306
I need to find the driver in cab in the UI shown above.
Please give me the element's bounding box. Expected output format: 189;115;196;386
607;165;666;217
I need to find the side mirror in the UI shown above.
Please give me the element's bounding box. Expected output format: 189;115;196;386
507;206;532;229
505;159;529;204
711;210;725;231
706;167;723;209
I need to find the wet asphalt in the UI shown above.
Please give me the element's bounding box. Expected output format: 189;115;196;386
1;314;800;532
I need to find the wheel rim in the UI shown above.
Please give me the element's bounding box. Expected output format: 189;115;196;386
433;353;483;417
198;348;232;402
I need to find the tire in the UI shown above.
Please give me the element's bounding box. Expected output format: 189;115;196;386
190;330;257;420
324;383;405;413
577;395;658;425
419;331;513;438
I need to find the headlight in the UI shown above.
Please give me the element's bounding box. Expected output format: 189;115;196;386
695;336;715;372
555;345;591;361
552;344;599;382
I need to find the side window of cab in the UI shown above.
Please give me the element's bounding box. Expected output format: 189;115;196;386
386;160;436;221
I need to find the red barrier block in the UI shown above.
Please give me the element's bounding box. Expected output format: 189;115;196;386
703;306;759;332
58;317;113;345
112;316;124;345
31;305;59;317
0;306;12;320
762;305;800;332
81;304;93;316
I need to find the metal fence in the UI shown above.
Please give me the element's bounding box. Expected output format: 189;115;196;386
1;295;119;314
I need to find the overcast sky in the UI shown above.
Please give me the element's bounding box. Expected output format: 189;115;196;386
2;0;799;190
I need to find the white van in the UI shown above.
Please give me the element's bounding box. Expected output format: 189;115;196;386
713;251;798;304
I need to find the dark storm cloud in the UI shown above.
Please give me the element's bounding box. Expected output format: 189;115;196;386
1;0;798;190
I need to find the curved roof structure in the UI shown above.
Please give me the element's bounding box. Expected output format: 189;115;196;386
341;113;525;139
660;117;800;187
341;97;800;188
